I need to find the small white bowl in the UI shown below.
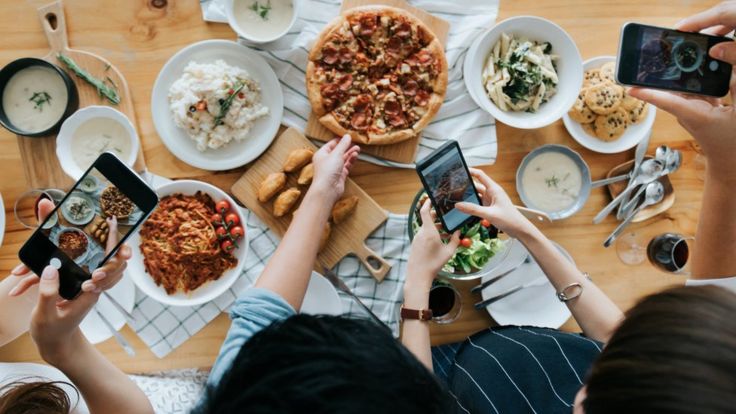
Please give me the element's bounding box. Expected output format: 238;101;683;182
465;16;583;129
225;0;298;44
562;56;657;154
56;106;139;180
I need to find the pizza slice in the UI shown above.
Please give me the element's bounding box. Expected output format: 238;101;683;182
319;93;376;145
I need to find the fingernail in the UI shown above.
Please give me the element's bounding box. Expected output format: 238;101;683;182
92;271;107;281
42;266;56;280
712;47;724;59
93;288;102;294
11;264;24;275
8;286;20;296
82;281;96;292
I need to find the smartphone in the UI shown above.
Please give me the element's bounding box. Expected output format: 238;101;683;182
617;22;733;97
415;140;481;233
19;152;158;300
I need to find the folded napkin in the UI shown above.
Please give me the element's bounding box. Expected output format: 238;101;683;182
130;174;413;357
200;0;499;168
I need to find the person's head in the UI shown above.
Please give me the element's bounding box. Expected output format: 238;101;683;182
577;285;736;414
196;314;455;414
0;380;75;414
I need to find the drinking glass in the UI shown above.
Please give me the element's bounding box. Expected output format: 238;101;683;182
616;231;647;265
647;233;694;275
429;279;462;324
14;189;65;229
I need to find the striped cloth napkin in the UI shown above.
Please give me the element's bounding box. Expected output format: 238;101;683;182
200;0;499;168
129;174;412;357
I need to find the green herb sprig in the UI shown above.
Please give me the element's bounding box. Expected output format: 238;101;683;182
57;53;120;105
250;0;272;20
29;91;52;111
545;174;559;188
213;81;246;127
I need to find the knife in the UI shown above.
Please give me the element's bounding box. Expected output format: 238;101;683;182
617;132;650;219
473;277;548;310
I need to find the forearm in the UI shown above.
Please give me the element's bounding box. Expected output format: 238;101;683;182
50;330;153;414
0;277;36;347
400;276;433;370
255;188;333;310
518;225;623;342
691;168;736;279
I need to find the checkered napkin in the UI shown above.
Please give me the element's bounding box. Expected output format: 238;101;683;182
130;174;412;358
199;0;499;168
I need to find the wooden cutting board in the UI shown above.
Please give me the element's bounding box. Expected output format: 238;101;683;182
304;0;450;165
15;0;145;190
231;127;391;281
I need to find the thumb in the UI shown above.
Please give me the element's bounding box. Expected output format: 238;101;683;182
334;134;353;154
36;266;60;316
710;42;736;66
627;88;703;122
36;198;55;223
448;230;461;249
456;201;485;218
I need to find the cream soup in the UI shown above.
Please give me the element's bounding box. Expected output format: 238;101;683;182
2;66;68;133
233;0;294;41
521;151;582;213
71;118;132;169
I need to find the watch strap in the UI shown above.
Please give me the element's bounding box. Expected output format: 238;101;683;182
400;305;433;321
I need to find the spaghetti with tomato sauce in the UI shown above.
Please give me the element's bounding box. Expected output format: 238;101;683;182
139;192;237;294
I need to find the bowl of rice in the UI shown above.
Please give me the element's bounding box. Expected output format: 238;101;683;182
151;40;283;170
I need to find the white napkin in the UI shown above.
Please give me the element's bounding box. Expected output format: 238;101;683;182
200;0;499;168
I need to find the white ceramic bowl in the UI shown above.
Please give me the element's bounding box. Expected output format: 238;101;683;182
126;180;249;306
225;0;298;43
562;56;657;154
151;40;283;171
465;16;583;129
56;106;139;180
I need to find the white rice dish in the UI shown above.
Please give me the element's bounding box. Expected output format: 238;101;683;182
168;60;269;151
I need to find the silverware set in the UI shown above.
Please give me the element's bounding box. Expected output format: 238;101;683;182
593;140;682;247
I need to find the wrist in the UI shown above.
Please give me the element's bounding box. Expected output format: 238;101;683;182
403;272;433;309
39;329;88;368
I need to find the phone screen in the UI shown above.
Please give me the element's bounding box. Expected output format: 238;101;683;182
417;142;480;232
618;23;732;96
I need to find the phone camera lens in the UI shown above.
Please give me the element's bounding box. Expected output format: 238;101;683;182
709;60;720;71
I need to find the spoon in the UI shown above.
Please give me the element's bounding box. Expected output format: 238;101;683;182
593;158;664;224
621;150;681;215
604;181;665;247
616;146;671;219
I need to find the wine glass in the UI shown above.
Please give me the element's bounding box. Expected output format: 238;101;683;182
429;279;462;324
616;231;647;265
647;233;694;275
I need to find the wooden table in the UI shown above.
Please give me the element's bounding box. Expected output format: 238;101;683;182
0;0;714;373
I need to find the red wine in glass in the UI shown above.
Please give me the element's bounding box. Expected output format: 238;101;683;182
647;233;691;273
428;281;462;323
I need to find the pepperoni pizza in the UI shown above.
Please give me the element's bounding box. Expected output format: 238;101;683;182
306;6;448;146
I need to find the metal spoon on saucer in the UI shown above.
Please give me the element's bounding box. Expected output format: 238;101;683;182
604;181;665;247
616;146;672;220
621;150;681;216
593;158;664;224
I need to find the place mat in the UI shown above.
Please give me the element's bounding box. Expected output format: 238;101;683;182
200;0;499;168
129;174;412;358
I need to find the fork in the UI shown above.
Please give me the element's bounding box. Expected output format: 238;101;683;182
473;277;547;310
93;307;136;356
470;254;530;294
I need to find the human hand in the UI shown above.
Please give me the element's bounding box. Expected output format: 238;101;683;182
455;168;534;239
311;134;360;205
10;199;131;296
628;1;736;177
406;200;460;291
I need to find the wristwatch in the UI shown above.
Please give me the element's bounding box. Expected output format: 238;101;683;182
400;305;433;321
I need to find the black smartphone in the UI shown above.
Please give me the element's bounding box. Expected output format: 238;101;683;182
616;22;733;97
415;140;481;233
19;152;158;300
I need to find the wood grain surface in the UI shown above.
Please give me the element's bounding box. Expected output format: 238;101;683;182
16;0;146;190
0;0;716;374
304;0;450;164
231;127;391;280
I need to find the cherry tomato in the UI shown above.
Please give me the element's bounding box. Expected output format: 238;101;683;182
215;226;228;238
230;225;245;239
228;88;234;95
220;239;234;253
480;219;491;228
225;213;240;226
238;92;245;99
460;238;472;248
216;200;231;214
210;213;223;224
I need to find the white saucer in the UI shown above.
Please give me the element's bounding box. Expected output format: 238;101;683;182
301;272;343;316
79;273;135;344
480;240;573;328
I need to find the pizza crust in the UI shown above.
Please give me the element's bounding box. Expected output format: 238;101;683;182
305;61;327;116
369;129;415;146
319;113;370;144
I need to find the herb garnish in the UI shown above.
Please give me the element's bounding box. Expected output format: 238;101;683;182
213;81;246;126
250;0;272;20
57;53;120;105
29;91;52;111
545;174;559;188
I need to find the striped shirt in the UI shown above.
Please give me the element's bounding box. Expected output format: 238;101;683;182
433;326;602;414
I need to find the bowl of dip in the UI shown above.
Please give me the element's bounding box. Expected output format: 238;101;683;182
56;106;139;180
516;144;591;220
226;0;297;43
0;58;78;137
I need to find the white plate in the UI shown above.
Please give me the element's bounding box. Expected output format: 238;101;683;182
464;16;583;129
79;273;135;344
0;192;5;247
126;180;249;306
150;40;283;171
562;56;656;154
300;272;343;316
480;241;573;328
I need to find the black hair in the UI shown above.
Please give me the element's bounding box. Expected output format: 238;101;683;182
584;285;736;414
196;314;456;414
